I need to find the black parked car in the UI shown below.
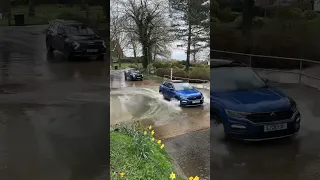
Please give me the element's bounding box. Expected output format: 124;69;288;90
124;68;143;81
46;19;106;60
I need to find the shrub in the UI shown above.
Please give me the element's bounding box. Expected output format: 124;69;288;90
56;12;87;23
211;17;220;24
234;16;242;28
153;61;170;69
219;8;238;22
231;12;241;19
290;8;303;19
154;67;209;81
253;17;265;27
304;10;317;20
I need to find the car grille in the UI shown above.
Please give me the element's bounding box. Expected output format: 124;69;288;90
246;110;294;123
187;95;202;100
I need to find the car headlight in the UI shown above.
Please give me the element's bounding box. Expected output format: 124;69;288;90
132;74;135;77
225;110;249;119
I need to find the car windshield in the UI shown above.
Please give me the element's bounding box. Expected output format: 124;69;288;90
211;67;266;92
173;83;193;91
66;25;94;35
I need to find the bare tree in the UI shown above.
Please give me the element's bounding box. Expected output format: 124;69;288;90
121;0;170;69
110;0;130;68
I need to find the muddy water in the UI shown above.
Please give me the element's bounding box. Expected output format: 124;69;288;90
110;70;210;139
110;70;210;179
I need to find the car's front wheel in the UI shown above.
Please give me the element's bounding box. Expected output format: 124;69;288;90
46;39;54;52
170;96;181;106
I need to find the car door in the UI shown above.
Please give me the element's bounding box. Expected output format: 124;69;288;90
161;82;170;98
56;25;67;52
47;22;58;48
166;83;176;99
51;22;61;50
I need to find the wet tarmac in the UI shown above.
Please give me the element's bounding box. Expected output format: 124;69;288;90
0;25;109;180
211;82;320;180
110;70;210;179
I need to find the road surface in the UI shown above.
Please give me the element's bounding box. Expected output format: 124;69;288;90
0;25;109;180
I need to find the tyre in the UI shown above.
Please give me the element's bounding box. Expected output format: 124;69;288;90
212;114;230;140
46;39;54;52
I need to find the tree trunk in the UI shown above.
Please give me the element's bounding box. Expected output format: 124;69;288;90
81;0;86;10
142;46;149;69
186;23;192;72
153;46;156;62
242;0;254;36
28;0;35;17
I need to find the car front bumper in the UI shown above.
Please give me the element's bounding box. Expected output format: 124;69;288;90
224;111;301;141
180;99;204;106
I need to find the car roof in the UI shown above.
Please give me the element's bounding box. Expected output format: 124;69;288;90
210;59;247;68
165;80;186;83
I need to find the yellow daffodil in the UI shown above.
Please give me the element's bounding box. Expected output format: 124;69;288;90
157;140;161;144
149;125;152;130
194;176;200;180
151;137;155;141
189;177;194;180
119;172;125;178
160;144;165;149
170;172;176;179
151;130;155;135
144;131;147;135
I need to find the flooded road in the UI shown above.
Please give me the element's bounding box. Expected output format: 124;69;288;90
211;83;320;180
110;70;210;179
0;25;109;180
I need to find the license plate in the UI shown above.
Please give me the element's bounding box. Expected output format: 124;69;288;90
264;123;287;132
192;100;200;103
87;49;98;52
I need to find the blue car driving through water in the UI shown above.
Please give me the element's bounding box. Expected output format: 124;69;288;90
159;80;204;106
210;59;301;141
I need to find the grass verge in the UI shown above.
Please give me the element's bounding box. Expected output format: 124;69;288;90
110;125;184;180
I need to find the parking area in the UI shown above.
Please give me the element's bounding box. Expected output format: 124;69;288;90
211;82;320;180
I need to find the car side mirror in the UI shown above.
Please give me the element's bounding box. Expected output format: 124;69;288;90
169;87;174;90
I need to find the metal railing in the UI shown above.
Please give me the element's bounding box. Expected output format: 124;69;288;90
163;75;209;89
211;49;320;89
